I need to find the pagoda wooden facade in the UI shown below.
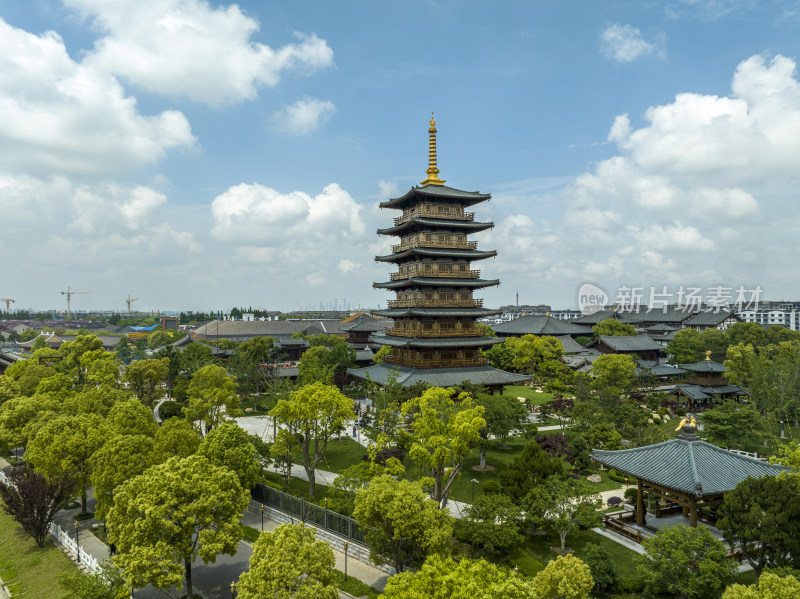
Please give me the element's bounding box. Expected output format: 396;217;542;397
371;117;503;369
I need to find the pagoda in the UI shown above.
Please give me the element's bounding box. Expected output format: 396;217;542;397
349;116;528;390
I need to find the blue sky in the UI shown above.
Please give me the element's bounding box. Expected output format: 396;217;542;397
3;0;800;313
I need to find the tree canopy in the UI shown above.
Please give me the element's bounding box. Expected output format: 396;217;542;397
108;455;248;599
235;524;338;599
592;318;637;337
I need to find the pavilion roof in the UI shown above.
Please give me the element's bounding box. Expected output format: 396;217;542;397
680;359;727;373
493;315;592;337
369;334;502;349
592;430;788;497
372;307;501;318
348;363;529;387
590;335;662;352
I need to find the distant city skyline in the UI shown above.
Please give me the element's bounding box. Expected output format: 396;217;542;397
3;1;800;312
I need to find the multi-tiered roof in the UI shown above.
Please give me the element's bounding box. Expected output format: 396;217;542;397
349;117;528;389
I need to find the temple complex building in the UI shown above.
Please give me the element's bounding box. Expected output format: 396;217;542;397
349;117;528;390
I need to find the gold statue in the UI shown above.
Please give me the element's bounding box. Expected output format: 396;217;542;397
674;416;697;431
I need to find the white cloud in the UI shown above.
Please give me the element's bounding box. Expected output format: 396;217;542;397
271;97;336;135
600;23;663;63
0;18;196;177
66;0;334;106
338;259;358;273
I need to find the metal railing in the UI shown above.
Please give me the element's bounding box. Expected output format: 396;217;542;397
251;484;367;546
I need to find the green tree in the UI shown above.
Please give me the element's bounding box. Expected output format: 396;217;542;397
235;523;338;599
353;475;453;573
506;335;565;382
372;345;393;364
591;353;637;395
461;493;525;553
499;439;565;502
123;358;169;408
108;455;248;599
381;555;540;598
668;329;704;364
476;323;496;337
701;400;765;450
637;524;737;599
0;376;20;406
197;422;260;490
153;417;202;461
89;434;155;521
147;330;173;349
592;318;637;337
106;398;157;437
721;572;800;599
580;542;618;592
701;327;729;362
180;342;215;376
532;555;594;599
0;394;60;454
526;476;602;554
183;364;241;435
726;322;767;348
717;475;800;579
474;392;531;468
482;341;515;371
59;560;129;599
401;386;485;507
230;336;280;395
297;345;334;384
25;413;107;514
269;381;352;498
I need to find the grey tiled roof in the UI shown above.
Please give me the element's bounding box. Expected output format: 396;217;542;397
380;184;491;209
592;431;788;496
680;360;727;373
493;315;592;337
375;247;497;262
555;336;588;354
592;335;662;352
377;217;494;236
683;310;740;327
373;277;500;289
348;363;529;387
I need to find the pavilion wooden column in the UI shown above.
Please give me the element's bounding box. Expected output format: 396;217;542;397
636;480;644;526
689;496;698;528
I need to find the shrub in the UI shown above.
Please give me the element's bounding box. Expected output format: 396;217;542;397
615;576;645;593
581;542;618;591
159;401;183;420
657;407;668;416
624;488;638;504
363;447;405;466
608;469;629;484
676;407;687;416
510;553;544;577
482;480;502;495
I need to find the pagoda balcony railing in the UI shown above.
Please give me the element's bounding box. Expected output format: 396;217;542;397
394;205;475;225
387;298;483;308
390;268;481;280
387;327;482;337
392;237;478;253
385;356;488;368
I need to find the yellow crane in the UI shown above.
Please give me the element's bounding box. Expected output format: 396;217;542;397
0;298;14;312
60;287;89;320
125;295;140;315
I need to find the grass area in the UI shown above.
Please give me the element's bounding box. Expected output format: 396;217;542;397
262;471;331;504
240;392;279;416
241;525;260;543
333;569;381;599
299;437;369;473
502;385;555;407
0;510;76;599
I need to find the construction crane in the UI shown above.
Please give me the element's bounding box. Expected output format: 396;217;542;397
0;298;14;312
125;295;140;315
60;287;89;320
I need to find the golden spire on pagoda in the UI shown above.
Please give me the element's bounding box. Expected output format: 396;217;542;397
421;113;446;186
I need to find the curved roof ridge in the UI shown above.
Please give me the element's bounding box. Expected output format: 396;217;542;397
687;442;701;492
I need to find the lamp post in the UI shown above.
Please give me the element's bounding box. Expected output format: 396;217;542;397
343;541;349;581
230;581;237;598
471;478;479;502
260;503;264;532
74;521;80;563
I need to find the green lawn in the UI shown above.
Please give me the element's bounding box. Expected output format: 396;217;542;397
262;471;331;503
0;510;76;599
289;437;369;474
502;385;555;407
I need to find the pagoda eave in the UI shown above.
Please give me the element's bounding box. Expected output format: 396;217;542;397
372;307;501;318
373;278;500;290
375;247;497;263
377;218;494;236
379;184;491;210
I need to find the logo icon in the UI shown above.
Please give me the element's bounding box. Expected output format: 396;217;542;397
577;283;608;315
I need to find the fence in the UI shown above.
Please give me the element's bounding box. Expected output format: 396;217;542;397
0;469;101;574
251;483;367;546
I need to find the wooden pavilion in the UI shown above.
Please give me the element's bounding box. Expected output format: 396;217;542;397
592;425;788;532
